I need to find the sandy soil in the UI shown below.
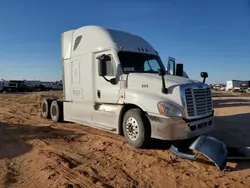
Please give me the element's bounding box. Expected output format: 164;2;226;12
0;91;250;188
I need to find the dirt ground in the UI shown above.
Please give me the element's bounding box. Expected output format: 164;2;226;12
0;91;250;188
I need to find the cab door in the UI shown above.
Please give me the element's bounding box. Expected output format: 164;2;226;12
92;50;122;129
93;50;121;104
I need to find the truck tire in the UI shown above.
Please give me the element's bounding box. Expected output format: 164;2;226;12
122;108;151;148
41;98;54;119
50;100;63;122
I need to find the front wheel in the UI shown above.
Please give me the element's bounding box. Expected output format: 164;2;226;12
122;108;151;148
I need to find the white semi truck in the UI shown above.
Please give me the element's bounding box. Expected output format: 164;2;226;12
40;25;214;148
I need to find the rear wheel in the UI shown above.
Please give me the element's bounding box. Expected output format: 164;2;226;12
50;100;64;122
41;98;54;119
122;108;151;148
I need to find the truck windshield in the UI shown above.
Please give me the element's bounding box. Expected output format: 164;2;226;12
118;51;165;74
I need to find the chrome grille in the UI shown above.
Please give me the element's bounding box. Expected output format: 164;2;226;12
185;88;212;117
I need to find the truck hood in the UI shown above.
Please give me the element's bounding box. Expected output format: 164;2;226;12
123;73;207;115
126;73;202;89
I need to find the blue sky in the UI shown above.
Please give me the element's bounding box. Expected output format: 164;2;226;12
0;0;249;83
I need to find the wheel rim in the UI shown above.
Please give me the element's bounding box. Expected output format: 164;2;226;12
42;103;46;113
126;117;139;141
51;105;57;117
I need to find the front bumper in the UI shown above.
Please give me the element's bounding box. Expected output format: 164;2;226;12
147;112;214;140
170;135;227;171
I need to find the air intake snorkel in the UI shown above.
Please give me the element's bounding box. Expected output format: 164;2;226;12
158;68;168;94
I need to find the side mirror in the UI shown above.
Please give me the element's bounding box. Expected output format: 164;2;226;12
200;72;208;83
98;59;107;77
167;57;176;75
176;63;183;77
97;54;117;85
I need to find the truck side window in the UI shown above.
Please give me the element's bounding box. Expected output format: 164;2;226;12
105;55;116;76
73;36;82;51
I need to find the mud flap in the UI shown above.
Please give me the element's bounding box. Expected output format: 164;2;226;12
170;135;228;171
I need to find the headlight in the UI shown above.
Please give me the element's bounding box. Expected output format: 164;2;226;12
157;102;183;117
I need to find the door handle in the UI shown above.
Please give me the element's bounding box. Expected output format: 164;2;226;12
97;90;101;98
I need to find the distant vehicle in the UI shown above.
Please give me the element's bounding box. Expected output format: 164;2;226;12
246;88;250;93
2;80;27;92
219;87;225;91
213;85;220;91
226;80;249;92
0;81;6;92
0;79;63;93
40;25;214;148
239;84;249;93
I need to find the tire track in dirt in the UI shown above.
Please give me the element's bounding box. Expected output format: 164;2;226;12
44;134;178;188
39;140;115;187
4;160;20;188
38;150;97;187
13;137;112;188
44;125;199;187
26;138;138;187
